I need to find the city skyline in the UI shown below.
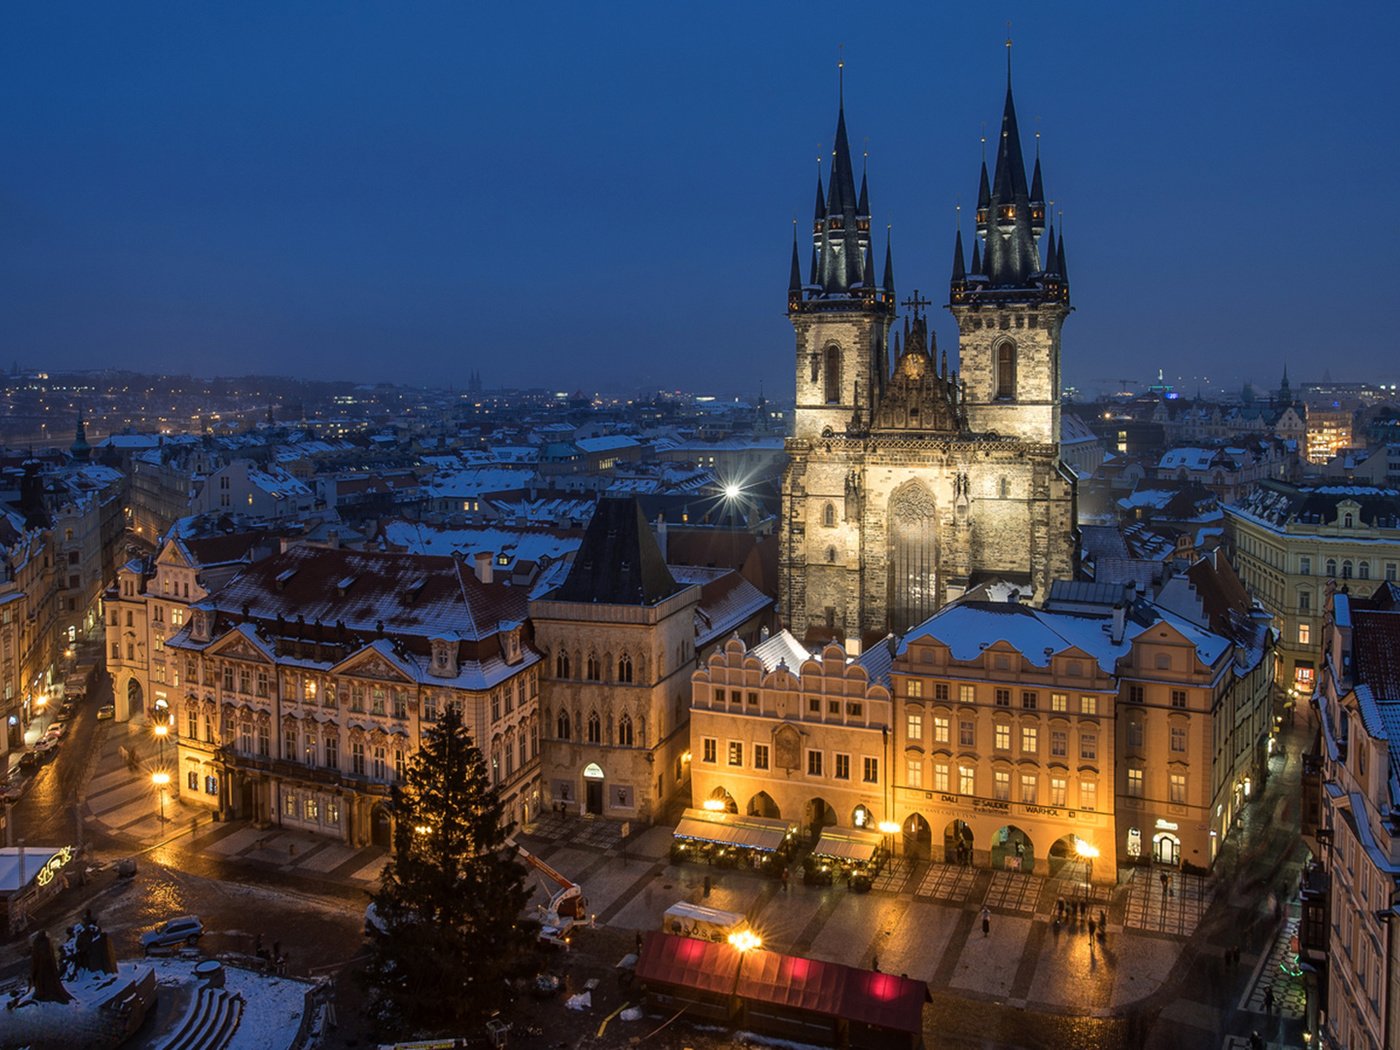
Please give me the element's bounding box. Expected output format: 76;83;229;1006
3;4;1396;394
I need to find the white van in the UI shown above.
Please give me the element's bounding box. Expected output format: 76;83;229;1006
662;901;749;943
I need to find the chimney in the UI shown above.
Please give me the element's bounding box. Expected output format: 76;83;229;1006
474;551;493;585
1110;604;1127;645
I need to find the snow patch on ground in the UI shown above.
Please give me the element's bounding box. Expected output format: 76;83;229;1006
144;957;312;1050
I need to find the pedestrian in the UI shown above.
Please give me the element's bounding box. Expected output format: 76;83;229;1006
1160;871;1169;896
1166;873;1173;898
1249;1031;1263;1050
1077;900;1086;920
1056;896;1065;920
872;954;879;972
1098;908;1107;931
981;906;991;938
272;940;280;964
1088;917;1097;939
781;867;790;892
1263;985;1274;1013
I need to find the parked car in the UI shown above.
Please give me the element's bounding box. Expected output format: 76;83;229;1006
97;704;115;720
18;751;38;772
140;915;204;950
55;702;76;722
43;722;67;742
33;738;59;762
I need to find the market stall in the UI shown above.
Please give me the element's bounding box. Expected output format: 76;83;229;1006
804;827;887;889
671;808;796;873
0;845;77;936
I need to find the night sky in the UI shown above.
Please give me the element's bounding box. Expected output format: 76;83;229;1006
3;3;1395;398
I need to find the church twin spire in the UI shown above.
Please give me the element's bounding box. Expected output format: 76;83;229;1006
951;50;1069;306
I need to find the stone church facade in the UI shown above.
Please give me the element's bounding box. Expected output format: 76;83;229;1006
779;71;1077;647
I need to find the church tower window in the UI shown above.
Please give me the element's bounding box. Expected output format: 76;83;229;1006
824;345;842;404
617;653;633;683
555;709;571;740
823;502;836;527
587;711;602;744
618;714;634;747
555;650;570;679
995;342;1017;400
888;484;939;633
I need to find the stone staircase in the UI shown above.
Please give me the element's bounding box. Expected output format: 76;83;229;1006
160;984;245;1050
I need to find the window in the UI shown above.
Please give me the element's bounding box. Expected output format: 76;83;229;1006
222;666;234;692
1298;589;1311;612
959;684;976;704
1299;556;1311;576
1080;780;1097;810
808;697;820;714
283;793;298;819
1127;768;1144;797
555;650;570;678
617;653;633;683
618;714;634;747
1051;730;1067;757
1342;560;1353;579
993;770;1010;801
934;763;950;792
351;740;364;775
1021;690;1037;710
702;737;717;763
823;502;836;527
1169;773;1187;804
863;756;878;783
1128;721;1144;748
1128;684;1144;704
1080;733;1098;761
188;708;199;739
823;344;841;403
1387;563;1397;583
372;747;386;780
1020;773;1037;804
959;766;975;795
828;700;841;715
586;654;600;681
747;692;758;707
325;734;338;769
1081;695;1098;716
1326;558;1337;577
586;711;601;743
1050;777;1067;807
846;702;863;718
834;753;851;780
994;724;1011;751
907;758;923;788
1298;623;1311;645
995;688;1011;707
1021;726;1038;754
907;679;923;698
492;692;501;721
1170;725;1187;753
1051;692;1068;713
959;720;975;747
188;770;198;791
807;750;824;777
995;341;1016;399
728;741;743;766
934;682;950;701
754;744;769;770
556;710;571;739
907;711;924;741
1171;689;1188;709
304;795;318;821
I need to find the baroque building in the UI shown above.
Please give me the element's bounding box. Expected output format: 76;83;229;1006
779;67;1076;646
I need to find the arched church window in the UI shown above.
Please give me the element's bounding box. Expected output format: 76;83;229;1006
617;653;633;683
888;483;939;634
586;711;602;744
824;345;842;404
826;547;837;563
823;502;836;527
995;342;1017;400
555;709;571;740
555;650;570;679
586;653;601;681
618;713;634;747
810;352;820;383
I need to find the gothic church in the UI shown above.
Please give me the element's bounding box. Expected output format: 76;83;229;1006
779;64;1077;646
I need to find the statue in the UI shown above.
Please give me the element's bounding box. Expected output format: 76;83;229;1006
844;470;863;521
28;931;71;1004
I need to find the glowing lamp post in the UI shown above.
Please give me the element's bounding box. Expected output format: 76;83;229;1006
1075;839;1100;894
878;820;900;858
728;929;762;953
151;771;171;825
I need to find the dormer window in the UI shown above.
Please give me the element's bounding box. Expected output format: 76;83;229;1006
1343;513;1353;528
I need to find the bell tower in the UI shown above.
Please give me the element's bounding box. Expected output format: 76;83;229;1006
788;75;895;441
948;50;1070;448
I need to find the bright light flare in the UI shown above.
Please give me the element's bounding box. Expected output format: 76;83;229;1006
1074;839;1100;859
723;483;741;500
150;772;171;787
702;799;726;811
728;929;762;952
877;821;900;835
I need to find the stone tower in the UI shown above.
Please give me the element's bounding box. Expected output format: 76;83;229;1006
778;63;1076;647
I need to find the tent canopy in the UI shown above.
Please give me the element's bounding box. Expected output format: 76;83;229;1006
811;826;883;862
636;931;739;996
674;808;793;852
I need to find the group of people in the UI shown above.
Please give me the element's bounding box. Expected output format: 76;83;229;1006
253;933;289;975
1053;896;1106;940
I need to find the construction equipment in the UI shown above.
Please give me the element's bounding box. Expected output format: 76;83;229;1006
516;844;589;947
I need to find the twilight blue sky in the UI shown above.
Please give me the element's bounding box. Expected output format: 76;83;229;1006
2;3;1396;398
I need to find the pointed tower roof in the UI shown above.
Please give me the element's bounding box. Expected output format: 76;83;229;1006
1043;224;1057;274
1056;231;1068;279
882;234;895;296
789;228;803;295
951;228;966;281
857;168;870;216
1029;151;1044;205
970;237;982;275
827;101;859;217
552;497;681;605
976;160;991;212
813;169;826;224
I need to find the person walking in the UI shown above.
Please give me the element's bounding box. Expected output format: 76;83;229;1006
1263;985;1275;1013
1088;917;1097;940
981;906;991;938
1160;871;1169;896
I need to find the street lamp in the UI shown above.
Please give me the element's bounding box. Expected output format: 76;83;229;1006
728;929;761;953
1075;839;1100;897
151;771;170;825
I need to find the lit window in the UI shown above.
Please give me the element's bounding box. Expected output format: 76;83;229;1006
933;716;950;744
907;711;923;741
1019;773;1037;804
1051;692;1067;712
1021;726;1038;754
1081;695;1098;716
1169;773;1187;804
933;763;950;793
958;766;975;795
907;758;923;788
993;770;1010;801
727;741;743;766
959;684;976;704
1298;623;1311;645
994;724;1011;751
1127;768;1143;797
1050;777;1067;807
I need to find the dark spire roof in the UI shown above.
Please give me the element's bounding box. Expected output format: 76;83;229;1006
813;169;826;224
1029;152;1044;205
970;237;982;275
552;497;681;606
827;102;858;216
882;234;895;296
976;160;991;211
1056;230;1068;279
789;228;803;295
809;247;819;285
951;227;966;281
857;168;869;217
1042;224;1057;274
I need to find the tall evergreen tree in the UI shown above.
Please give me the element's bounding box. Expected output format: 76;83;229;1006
362;706;537;1032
